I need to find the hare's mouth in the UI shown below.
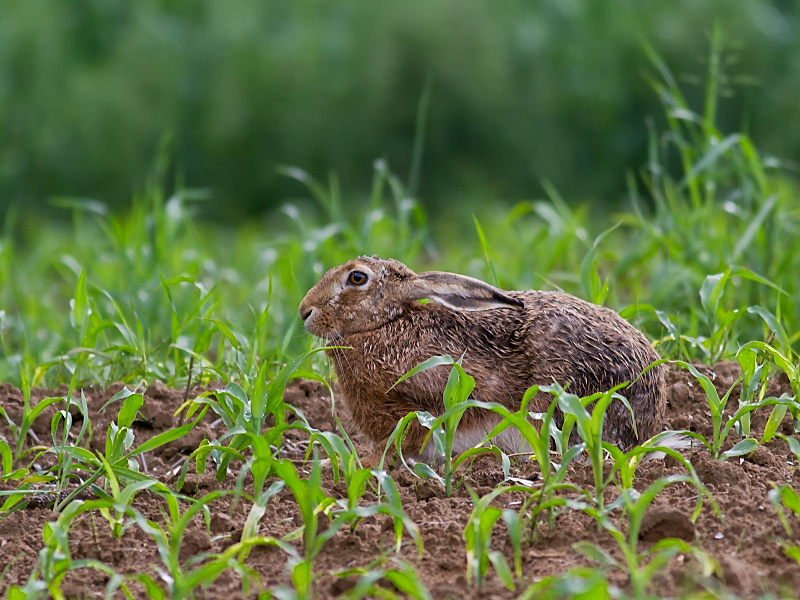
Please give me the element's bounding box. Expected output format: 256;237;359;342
311;316;403;339
337;320;401;337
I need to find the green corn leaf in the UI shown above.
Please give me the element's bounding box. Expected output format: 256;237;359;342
502;508;522;577
118;393;144;429
762;404;789;443
99;386;138;412
413;462;444;485
769;486;796;536
779;486;800;517
573;541;621;568
721;438;759;460
671;360;724;414
71;270;88;330
777;434;800;464
384;567;433;600
0;439;13;476
488;551;515;590
129;406;208;457
389;355;455;391
473;215;499;287
748;305;790;355
699;271;727;318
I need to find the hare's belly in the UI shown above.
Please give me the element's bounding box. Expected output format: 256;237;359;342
414;417;531;463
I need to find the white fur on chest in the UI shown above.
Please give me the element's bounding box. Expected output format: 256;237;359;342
413;416;531;463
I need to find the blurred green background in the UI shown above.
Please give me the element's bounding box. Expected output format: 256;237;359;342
0;0;798;221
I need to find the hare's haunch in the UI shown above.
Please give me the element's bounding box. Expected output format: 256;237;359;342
299;256;665;463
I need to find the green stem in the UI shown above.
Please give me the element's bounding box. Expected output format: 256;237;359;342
593;446;604;517
712;414;722;459
445;454;453;497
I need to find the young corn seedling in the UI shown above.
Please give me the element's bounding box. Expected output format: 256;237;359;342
334;558;432;600
388;355;536;498
182;348;332;484
310;452;423;557
272;456;334;594
735;344;770;439
0;438;26;483
739;339;800;432
3;367;69;464
99;387;144;468
669;359;798;459
696;268;783;363
389;354;479;497
480;384;589;534
461;480;584;592
574;475;718;598
769;485;800;565
386;358;587;510
271;454;421;599
130;490;236;600
0;373;90;510
310;430;372;514
404;405;513;498
178;536;299;599
1;372;94;512
238;429;373;557
90;453;175;540
51;390;91;491
364;469;423;556
231;433;289;543
15;497;130;600
46;401;210;514
554;381;634;514
463;485;521;592
605;430;718;521
483;385;558;470
518;567;617;600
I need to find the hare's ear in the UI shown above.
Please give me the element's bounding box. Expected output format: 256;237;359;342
403;271;525;312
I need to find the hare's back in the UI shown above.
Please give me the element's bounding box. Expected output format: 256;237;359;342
517;290;659;379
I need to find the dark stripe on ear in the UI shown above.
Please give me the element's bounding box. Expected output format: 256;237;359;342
493;291;525;310
445;293;523;310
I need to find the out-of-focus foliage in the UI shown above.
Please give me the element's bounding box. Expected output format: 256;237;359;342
0;0;798;220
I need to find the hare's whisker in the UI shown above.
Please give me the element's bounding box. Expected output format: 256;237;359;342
324;333;348;389
332;329;357;386
333;329;356;386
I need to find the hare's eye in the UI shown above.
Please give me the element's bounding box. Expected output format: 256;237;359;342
347;271;368;286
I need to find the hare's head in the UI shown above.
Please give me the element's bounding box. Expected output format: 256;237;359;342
299;256;524;338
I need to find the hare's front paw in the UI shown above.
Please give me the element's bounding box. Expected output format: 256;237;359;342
360;445;389;470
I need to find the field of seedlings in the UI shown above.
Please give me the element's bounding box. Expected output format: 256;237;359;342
2;50;800;599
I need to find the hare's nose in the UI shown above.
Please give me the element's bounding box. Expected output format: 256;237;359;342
299;294;319;323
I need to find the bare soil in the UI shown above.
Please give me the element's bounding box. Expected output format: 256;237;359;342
1;363;799;598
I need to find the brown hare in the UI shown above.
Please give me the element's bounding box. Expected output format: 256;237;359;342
299;256;666;465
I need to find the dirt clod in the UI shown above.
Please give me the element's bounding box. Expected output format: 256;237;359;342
640;509;695;542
